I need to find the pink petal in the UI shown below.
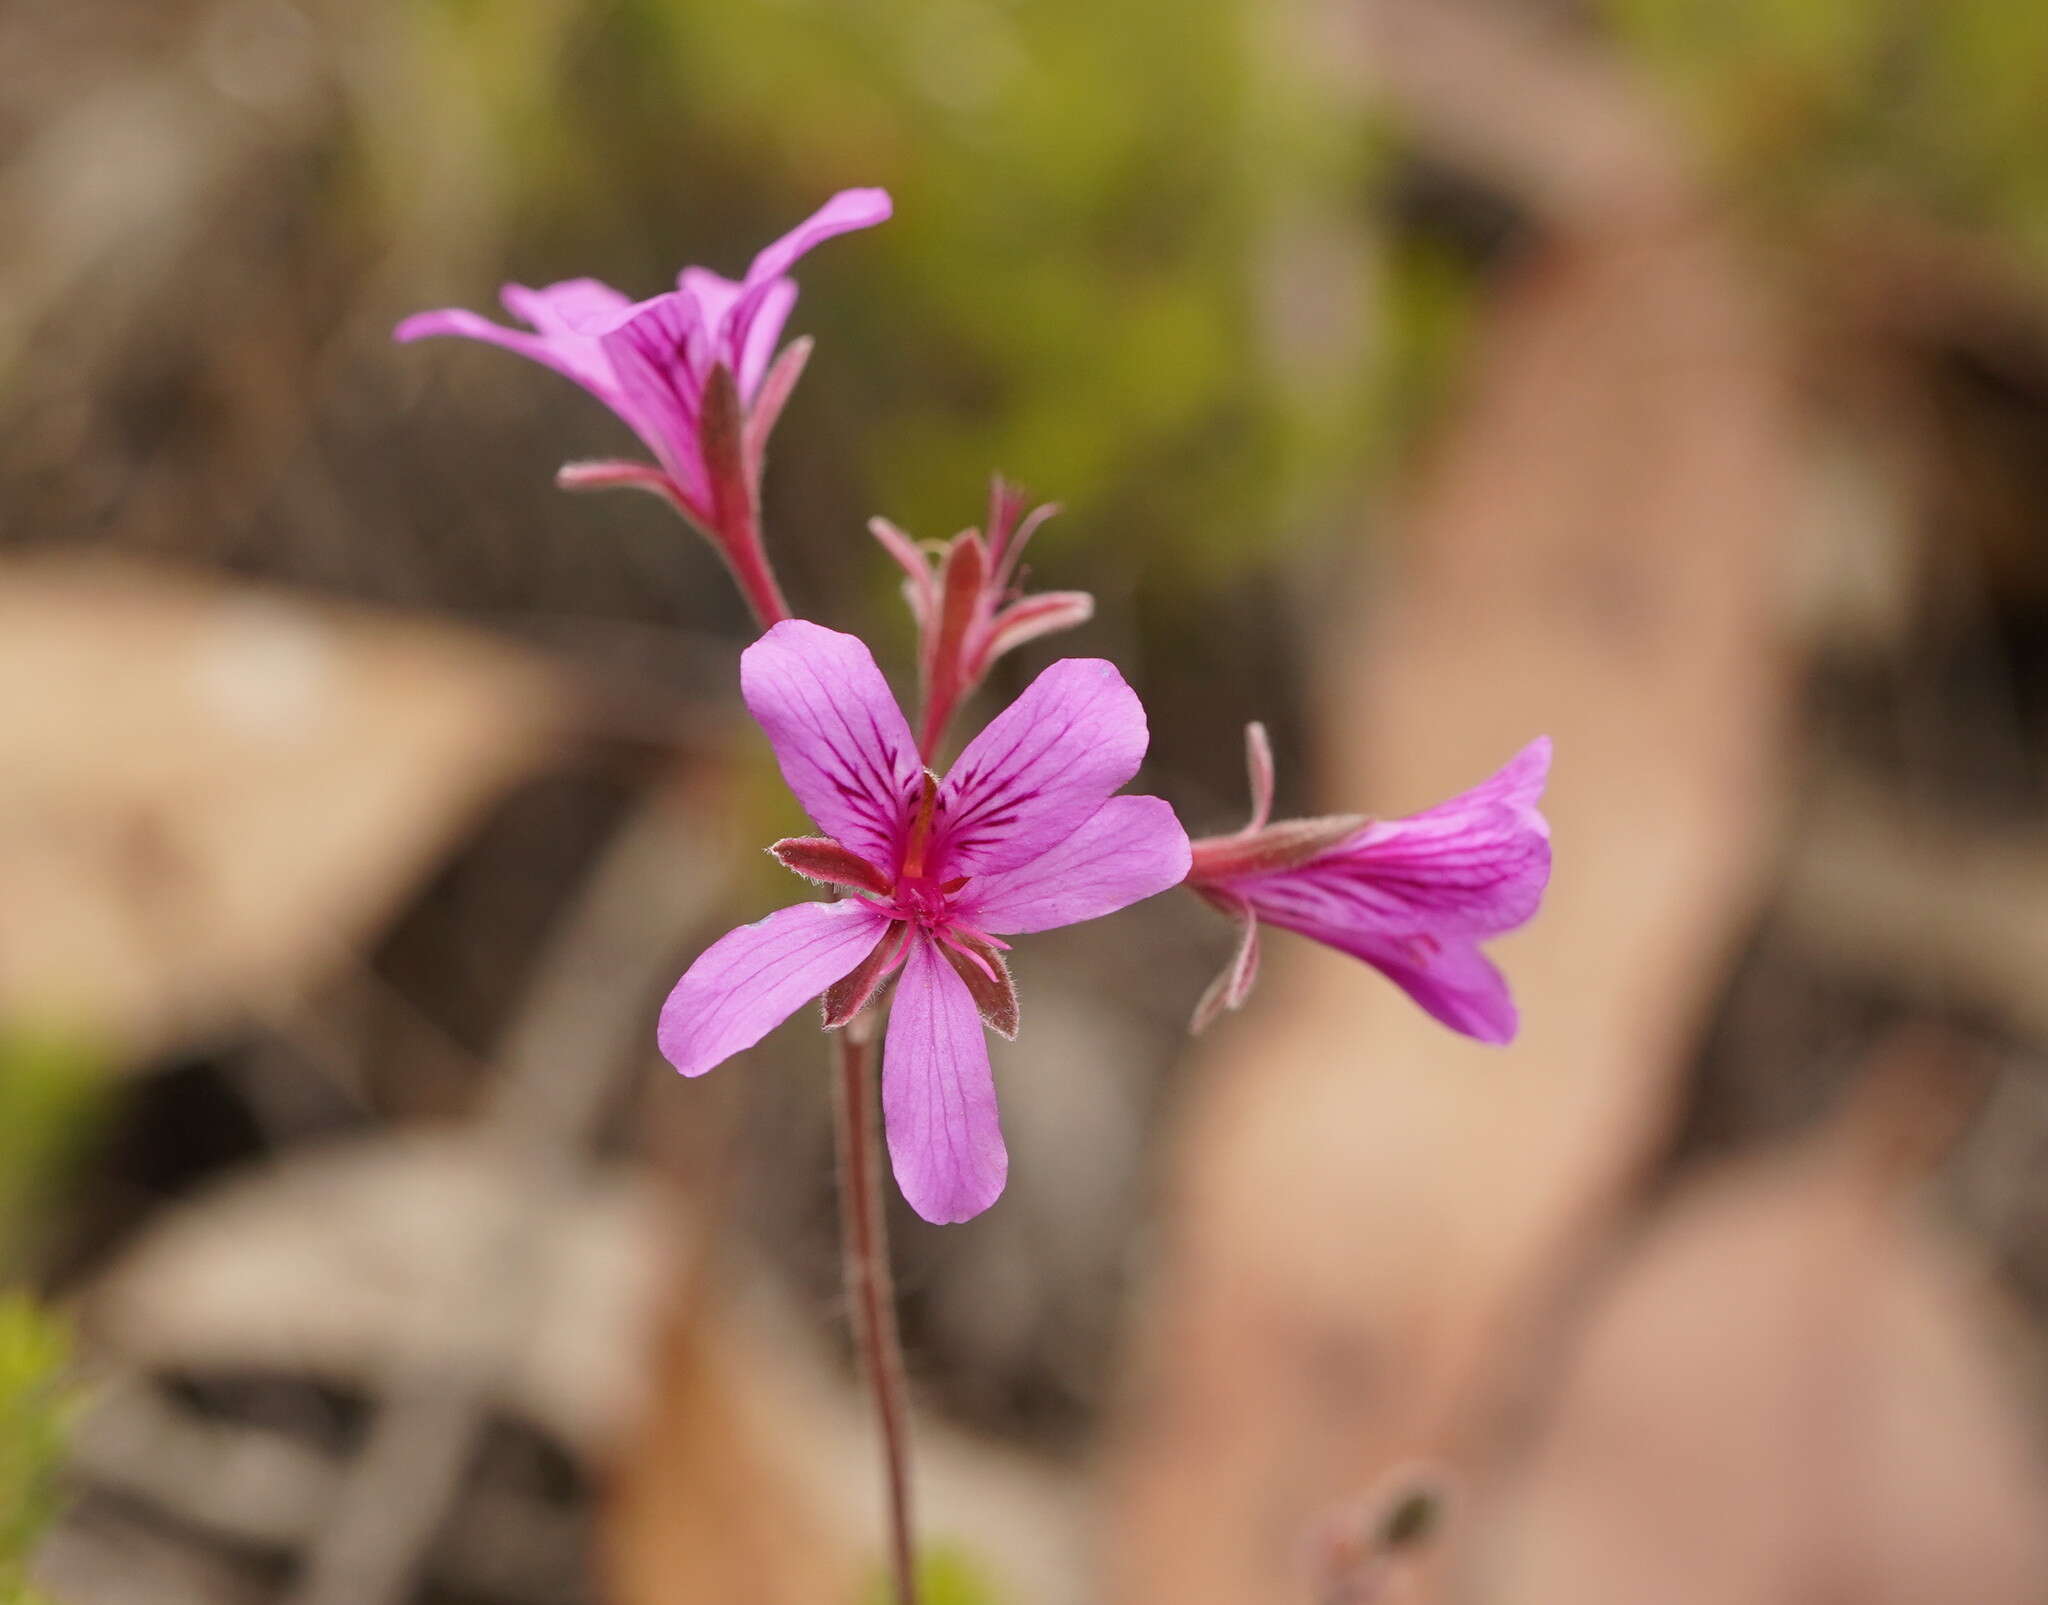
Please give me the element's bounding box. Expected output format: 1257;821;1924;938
1414;735;1552;829
499;277;634;336
1304;926;1520;1046
596;292;717;504
731;277;799;398
658;898;892;1076
1228;741;1553;940
710;189;890;398
394;307;621;400
883;935;1008;1224
681;267;797;398
741;621;922;873
742;187;895;288
675;266;743;332
935;658;1150;877
954;795;1190;935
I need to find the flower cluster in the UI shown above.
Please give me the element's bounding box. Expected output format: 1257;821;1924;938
396;188;1554;1225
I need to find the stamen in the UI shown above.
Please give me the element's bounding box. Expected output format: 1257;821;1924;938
935;925;999;982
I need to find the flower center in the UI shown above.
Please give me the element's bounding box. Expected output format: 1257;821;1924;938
894;874;954;926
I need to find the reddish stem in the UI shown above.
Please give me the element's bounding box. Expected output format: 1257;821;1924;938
833;1018;920;1605
712;492;793;630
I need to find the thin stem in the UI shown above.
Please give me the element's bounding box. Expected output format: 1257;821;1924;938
714;494;794;630
832;1016;919;1605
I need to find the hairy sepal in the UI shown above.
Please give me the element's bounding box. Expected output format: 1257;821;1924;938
940;931;1019;1039
822;922;911;1028
869;517;937;630
743;336;811;470
1190;898;1260;1034
978;591;1095;673
769;837;894;896
1187;814;1368;883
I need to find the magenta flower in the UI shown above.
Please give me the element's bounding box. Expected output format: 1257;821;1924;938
394;188;891;624
659;620;1190;1223
1187;726;1551;1044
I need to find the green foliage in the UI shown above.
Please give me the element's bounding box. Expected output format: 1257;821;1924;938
0;1294;70;1599
374;0;1387;585
865;1541;1005;1605
0;1029;100;1593
1602;0;2048;257
0;1026;103;1271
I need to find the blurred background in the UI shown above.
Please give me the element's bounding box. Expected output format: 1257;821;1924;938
7;0;2048;1600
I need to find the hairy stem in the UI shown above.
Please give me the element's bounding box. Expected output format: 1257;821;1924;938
832;1016;919;1604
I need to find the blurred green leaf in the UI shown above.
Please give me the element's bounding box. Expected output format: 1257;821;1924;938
864;1541;1005;1605
1603;0;2048;255
0;1025;104;1271
0;1293;70;1597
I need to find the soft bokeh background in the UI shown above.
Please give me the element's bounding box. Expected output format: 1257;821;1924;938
8;1;2048;1601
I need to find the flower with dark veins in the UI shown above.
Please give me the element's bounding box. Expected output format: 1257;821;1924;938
1187;723;1551;1044
395;189;891;623
659;620;1190;1223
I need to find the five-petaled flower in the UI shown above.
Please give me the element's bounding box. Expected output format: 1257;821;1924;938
659;620;1191;1223
395;188;891;624
1187;725;1551;1044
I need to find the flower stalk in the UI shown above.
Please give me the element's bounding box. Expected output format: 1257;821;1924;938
832;1013;919;1605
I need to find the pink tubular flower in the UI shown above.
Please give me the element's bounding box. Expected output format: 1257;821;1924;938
394;188;892;623
659;620;1190;1224
869;477;1095;755
1186;725;1551;1045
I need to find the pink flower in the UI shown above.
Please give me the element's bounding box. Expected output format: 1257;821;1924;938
394;189;891;622
659;620;1190;1223
1187;726;1551;1044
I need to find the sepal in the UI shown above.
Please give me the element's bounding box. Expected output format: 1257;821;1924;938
1187;814;1369;883
744;336;812;470
556;459;687;509
822;921;912;1028
939;931;1020;1039
980;591;1095;669
1190;896;1260;1034
769;837;894;896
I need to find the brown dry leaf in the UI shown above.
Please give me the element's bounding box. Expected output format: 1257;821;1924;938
605;1263;1093;1605
0;557;571;1058
1106;10;1799;1600
601;1292;860;1605
81;1133;670;1452
1476;1069;2048;1605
